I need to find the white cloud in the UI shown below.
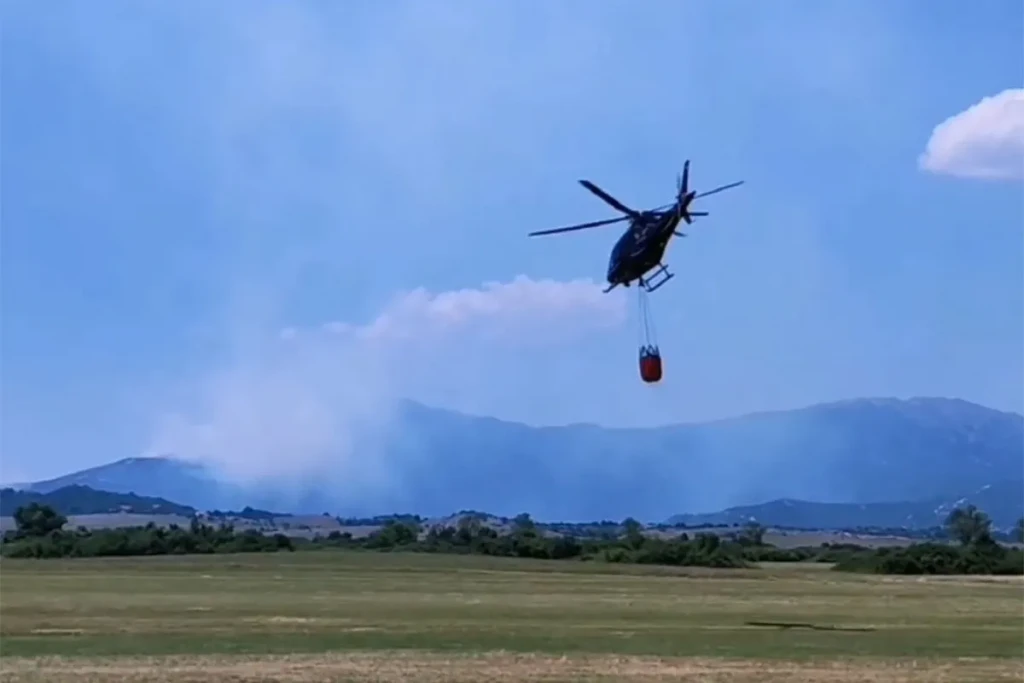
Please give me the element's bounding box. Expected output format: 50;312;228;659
919;88;1024;181
147;276;625;494
338;275;625;345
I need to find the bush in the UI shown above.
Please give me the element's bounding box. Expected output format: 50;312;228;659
742;546;816;562
1;511;294;559
833;542;1024;575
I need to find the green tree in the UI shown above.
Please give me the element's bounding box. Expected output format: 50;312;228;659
13;503;67;538
513;513;536;533
365;520;419;549
455;516;482;546
945;505;993;546
622;517;644;550
738;521;766;546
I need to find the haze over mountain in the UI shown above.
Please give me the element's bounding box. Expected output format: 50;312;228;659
15;397;1022;524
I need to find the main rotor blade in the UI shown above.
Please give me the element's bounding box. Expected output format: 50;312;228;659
681;160;690;196
694;180;744;199
688;211;708;216
579;180;638;216
528;215;629;237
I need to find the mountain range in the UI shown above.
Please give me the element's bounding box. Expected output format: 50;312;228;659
666;480;1023;530
9;397;1023;526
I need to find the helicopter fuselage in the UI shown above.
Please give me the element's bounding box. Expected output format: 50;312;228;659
527;162;742;294
606;210;682;287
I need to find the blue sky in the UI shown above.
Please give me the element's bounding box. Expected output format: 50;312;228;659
2;1;1022;483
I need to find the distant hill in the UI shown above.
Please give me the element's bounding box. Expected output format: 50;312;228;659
666;480;1024;530
13;397;1023;522
20;456;232;504
0;485;195;517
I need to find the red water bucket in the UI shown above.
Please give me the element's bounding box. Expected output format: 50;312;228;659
638;346;663;383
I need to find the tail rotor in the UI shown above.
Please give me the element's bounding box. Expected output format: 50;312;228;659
677;160;697;223
663;159;741;232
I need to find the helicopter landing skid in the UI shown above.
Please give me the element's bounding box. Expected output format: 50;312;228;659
639;264;674;293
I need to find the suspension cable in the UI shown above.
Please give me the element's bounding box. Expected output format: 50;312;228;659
637;287;657;349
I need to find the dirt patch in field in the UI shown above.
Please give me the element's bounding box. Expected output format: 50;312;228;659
1;652;1020;683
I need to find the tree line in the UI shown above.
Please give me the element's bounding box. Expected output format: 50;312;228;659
3;502;1021;575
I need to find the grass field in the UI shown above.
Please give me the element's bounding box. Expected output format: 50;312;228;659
1;553;1021;682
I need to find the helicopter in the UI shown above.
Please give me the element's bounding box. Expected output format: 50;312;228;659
528;160;744;293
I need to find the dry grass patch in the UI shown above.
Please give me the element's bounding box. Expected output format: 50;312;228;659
2;652;1021;683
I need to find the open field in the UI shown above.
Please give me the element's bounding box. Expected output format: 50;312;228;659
1;553;1021;681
